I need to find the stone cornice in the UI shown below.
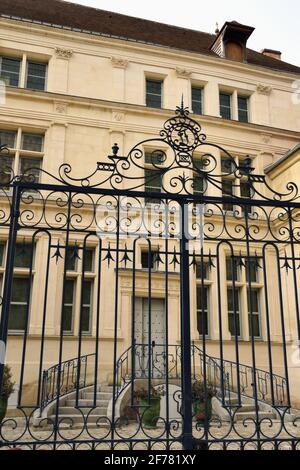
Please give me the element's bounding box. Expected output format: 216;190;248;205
0;17;299;83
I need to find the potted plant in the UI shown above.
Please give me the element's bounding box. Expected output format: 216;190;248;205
0;365;15;424
134;386;165;429
192;380;215;425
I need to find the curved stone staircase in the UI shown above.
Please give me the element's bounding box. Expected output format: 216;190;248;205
34;344;289;428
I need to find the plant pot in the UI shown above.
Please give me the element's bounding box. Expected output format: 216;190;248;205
140;397;161;429
193;399;212;425
0;396;8;424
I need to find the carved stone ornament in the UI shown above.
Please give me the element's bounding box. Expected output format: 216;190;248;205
111;57;129;69
54;101;68;114
55;48;73;60
256;84;272;95
176;67;192;79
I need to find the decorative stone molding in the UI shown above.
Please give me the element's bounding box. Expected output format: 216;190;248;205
260;133;272;145
54;101;68;114
256;84;272;95
111;57;129;69
55;47;73;60
176;67;192;79
112;112;125;122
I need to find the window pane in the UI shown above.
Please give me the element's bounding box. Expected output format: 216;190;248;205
145;169;162;204
226;257;239;281
192;87;203;115
220;93;232;120
64;279;75;304
81;307;91;333
238;96;249;123
0;156;14;186
66;247;78;272
227;288;240;337
221;158;235;173
145;152;164;165
146;79;162;108
14;243;33;268
222;179;234;211
196;261;209;280
20;158;41;184
197;311;208;336
0;57;21;87
193;176;204;194
62;306;73;333
11;277;30;303
22;133;43;152
8;304;28;331
249;314;260;338
246;260;258;283
141;251;157;269
26;62;47;90
0;130;17;148
228;313;241;337
197;286;208;336
83;249;94;272
82;280;92;305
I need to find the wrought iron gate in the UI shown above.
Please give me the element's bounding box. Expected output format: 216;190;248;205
0;104;300;450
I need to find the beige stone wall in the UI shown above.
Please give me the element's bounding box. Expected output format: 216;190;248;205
0;17;300;409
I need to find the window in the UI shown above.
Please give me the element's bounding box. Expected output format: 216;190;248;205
26;62;47;91
22;133;43;152
81;280;93;333
19;158;42;185
220;93;232;119
8;277;31;332
0;129;44;187
146;79;162;108
196;261;210;280
193;176;204;196
63;279;75;334
0;130;17;148
64;246;95;335
145;169;162;204
226;257;239;282
248;288;261;338
0;57;21;87
192;87;203;115
222;179;234;212
227;288;241;337
145;151;164;166
238;96;249;123
8;243;34;332
141;250;159;270
197;286;209;336
226;254;263;340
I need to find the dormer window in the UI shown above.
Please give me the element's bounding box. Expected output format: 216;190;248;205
210;21;255;63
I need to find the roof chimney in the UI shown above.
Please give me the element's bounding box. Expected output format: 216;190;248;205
210;21;255;62
261;48;282;61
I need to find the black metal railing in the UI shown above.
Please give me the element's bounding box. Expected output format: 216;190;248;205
115;343;288;407
40;353;96;411
40;344;288;412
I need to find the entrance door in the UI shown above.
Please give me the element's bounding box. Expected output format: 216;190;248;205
134;298;166;378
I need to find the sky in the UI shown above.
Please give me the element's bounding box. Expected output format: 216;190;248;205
66;0;300;66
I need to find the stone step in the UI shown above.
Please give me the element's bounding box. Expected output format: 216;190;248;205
82;391;112;400
235;411;275;421
48;414;110;428
56;407;108;416
65;399;109;407
234;405;256;413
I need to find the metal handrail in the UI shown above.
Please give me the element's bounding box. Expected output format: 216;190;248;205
40;353;96;411
40;344;289;411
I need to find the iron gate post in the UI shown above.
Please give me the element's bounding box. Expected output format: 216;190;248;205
180;201;194;450
0;184;20;393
